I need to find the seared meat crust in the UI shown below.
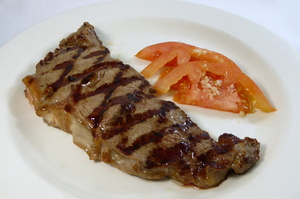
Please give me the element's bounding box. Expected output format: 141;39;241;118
22;22;260;188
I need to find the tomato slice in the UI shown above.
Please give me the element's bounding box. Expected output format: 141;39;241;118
153;62;196;94
140;46;191;77
136;42;188;61
136;42;276;114
235;73;275;112
156;61;245;113
138;42;243;76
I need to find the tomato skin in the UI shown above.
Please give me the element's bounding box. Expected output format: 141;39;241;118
154;64;190;94
235;74;276;112
136;42;276;114
136;42;189;61
136;41;240;69
141;46;191;77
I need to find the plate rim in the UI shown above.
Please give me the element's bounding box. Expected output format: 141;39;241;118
1;0;300;198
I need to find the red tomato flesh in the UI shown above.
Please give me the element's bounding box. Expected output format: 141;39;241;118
136;42;276;114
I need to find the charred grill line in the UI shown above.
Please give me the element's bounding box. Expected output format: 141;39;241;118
87;70;125;129
42;52;54;65
45;47;86;96
117;129;166;155
144;124;212;171
117;120;196;156
49;60;130;103
83;48;110;59
87;71;148;129
146;141;191;169
71;61;132;101
40;46;81;66
48;61;74;95
101;101;180;140
72;47;85;59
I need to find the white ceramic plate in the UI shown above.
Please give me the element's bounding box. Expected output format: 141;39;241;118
1;0;300;198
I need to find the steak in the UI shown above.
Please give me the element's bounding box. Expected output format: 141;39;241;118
22;22;260;189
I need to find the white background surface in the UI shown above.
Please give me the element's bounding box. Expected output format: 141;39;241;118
1;0;300;53
1;0;300;199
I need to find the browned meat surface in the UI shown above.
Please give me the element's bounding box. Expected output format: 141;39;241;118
22;22;260;189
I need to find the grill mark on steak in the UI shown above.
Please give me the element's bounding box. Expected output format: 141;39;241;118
86;75;147;128
145;133;243;178
73;48;85;59
117;129;166;155
44;47;108;89
70;61;131;100
54;60;74;70
42;52;54;64
47;60;74;95
145;129;212;172
40;46;84;66
83;48;110;59
43;46;86;96
44;60;130;103
117;118;196;156
146;141;191;169
101;100;179;140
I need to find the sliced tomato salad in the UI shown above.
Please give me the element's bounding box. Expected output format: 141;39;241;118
136;42;276;115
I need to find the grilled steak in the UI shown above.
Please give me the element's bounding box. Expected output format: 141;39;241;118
22;22;260;189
